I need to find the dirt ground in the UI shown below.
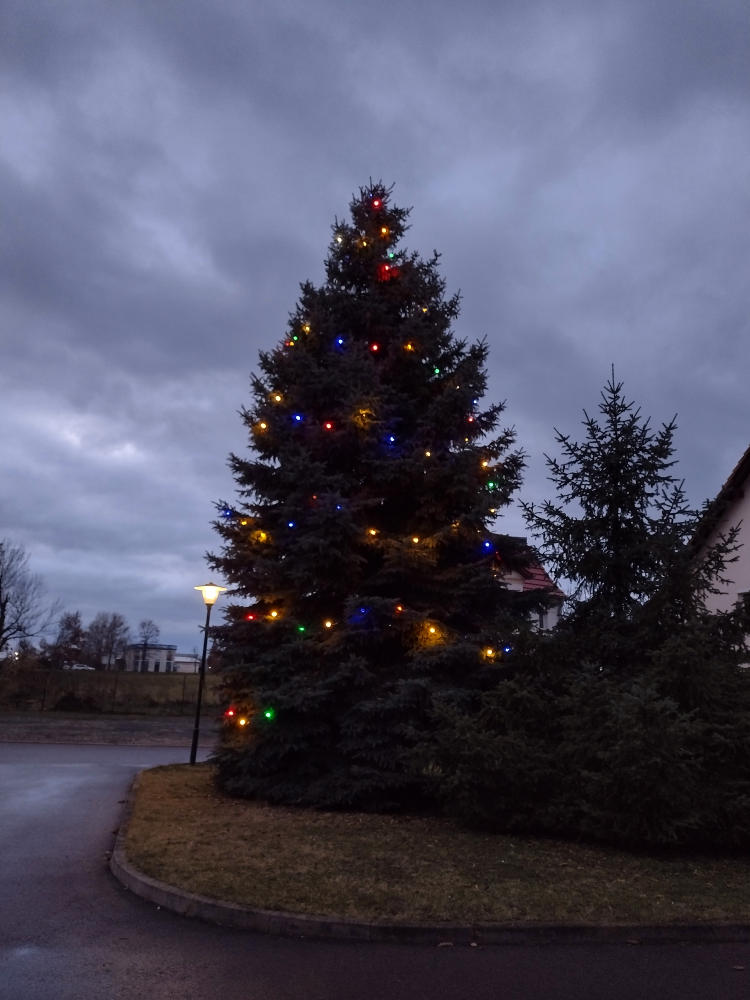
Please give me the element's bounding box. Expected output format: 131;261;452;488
0;711;221;747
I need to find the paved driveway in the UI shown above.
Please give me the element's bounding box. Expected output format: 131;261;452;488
1;742;748;1000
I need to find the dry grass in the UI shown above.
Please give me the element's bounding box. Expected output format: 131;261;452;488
125;764;750;926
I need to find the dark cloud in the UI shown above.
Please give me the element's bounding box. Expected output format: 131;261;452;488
1;0;748;651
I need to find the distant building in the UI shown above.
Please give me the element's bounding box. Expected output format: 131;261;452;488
173;651;201;673
124;643;178;673
494;537;566;630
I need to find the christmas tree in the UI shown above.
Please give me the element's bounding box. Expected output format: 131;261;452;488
209;182;541;811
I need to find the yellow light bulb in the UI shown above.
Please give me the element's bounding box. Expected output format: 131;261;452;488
482;460;489;468
368;528;378;536
303;324;311;333
381;226;388;235
259;421;267;430
429;626;436;634
324;619;333;629
238;717;248;726
273;393;282;402
412;536;420;544
484;647;496;658
425;450;431;457
270;610;278;619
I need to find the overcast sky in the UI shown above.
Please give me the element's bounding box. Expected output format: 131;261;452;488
2;0;748;654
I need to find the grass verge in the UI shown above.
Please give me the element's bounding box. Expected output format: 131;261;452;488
125;764;750;927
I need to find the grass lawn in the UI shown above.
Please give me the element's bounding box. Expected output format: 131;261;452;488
125;764;750;927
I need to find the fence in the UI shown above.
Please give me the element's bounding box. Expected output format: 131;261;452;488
0;669;224;715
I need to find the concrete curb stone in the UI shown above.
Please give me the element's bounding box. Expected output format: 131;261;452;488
109;775;750;947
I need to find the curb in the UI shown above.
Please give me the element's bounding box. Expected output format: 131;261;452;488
109;776;750;947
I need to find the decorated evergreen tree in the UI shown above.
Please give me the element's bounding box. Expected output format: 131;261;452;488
209;182;542;811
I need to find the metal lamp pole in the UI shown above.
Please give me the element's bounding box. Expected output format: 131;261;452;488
190;582;226;765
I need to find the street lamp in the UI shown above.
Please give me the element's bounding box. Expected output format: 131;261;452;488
190;582;227;765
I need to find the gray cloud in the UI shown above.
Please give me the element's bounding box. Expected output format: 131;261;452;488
2;0;748;651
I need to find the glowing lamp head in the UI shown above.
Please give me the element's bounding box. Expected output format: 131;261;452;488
195;582;227;606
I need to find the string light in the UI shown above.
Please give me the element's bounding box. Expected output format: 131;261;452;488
303;323;311;333
272;393;283;403
238;717;248;726
424;450;431;457
323;421;334;430
324;619;334;629
380;226;388;235
372;198;382;208
412;536;420;544
293;413;303;422
404;342;415;351
483;647;496;660
367;528;378;536
269;610;279;619
370;343;380;352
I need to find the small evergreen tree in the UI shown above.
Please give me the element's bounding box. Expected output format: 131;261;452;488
521;371;744;670
209;182;541;810
436;373;750;848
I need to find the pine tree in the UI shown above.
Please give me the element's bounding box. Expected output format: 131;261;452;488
209;182;539;811
521;371;744;669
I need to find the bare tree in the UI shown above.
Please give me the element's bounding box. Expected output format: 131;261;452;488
0;539;59;663
84;612;130;669
137;618;160;671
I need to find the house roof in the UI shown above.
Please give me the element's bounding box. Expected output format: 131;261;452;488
713;443;750;508
493;539;566;602
692;442;750;549
518;562;566;600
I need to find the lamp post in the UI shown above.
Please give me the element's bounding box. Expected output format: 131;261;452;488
190;582;227;765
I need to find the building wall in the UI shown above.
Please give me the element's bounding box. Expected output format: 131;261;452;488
702;488;750;613
124;643;178;673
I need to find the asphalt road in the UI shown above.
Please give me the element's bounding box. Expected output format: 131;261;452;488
0;742;748;1000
